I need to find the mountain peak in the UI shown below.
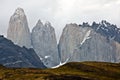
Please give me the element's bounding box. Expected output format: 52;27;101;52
36;19;43;26
100;20;111;27
31;20;60;68
45;21;51;27
14;7;25;16
7;7;32;48
38;19;42;23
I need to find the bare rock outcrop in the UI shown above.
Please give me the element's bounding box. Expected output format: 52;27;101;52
31;20;60;67
59;21;120;63
7;8;31;48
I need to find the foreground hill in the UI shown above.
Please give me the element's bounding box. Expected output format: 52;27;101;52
0;62;120;80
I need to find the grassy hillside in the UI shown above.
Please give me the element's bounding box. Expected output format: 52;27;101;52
0;61;120;80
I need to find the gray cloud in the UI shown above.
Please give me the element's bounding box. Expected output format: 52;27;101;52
0;0;120;41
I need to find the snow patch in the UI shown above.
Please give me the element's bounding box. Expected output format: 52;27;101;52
103;22;108;27
80;30;91;45
101;27;105;30
40;57;43;60
51;58;69;68
96;25;101;31
45;55;50;59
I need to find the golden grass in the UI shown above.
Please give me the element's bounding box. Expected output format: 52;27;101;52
0;62;120;80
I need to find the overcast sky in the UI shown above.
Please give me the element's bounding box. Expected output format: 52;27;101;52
0;0;120;41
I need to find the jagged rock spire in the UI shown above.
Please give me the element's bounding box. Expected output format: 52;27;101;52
7;8;31;48
31;19;60;68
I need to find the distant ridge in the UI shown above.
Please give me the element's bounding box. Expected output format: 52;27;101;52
0;35;46;68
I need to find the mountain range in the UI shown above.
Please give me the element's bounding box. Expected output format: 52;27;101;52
4;7;120;68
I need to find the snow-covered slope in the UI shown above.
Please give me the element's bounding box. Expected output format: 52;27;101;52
52;58;69;68
80;30;91;45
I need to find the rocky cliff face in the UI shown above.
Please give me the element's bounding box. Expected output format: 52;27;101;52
59;21;120;63
6;7;120;67
0;35;46;68
7;8;31;48
31;20;60;67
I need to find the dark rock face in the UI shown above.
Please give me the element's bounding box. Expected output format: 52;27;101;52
82;20;120;43
0;35;46;68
